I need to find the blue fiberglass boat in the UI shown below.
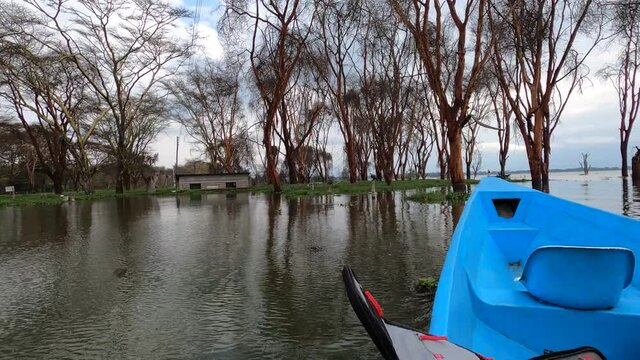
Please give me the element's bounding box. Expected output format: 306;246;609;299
430;177;640;359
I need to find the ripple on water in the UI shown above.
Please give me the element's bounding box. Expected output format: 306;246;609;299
8;183;632;358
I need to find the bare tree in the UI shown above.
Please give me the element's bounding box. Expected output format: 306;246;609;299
579;152;591;175
488;80;512;178
355;1;417;185
488;0;605;191
409;102;435;180
390;0;493;192
343;88;373;180
464;121;481;181
0;51;78;193
471;146;483;179
95;93;169;189
601;1;640;177
169;60;249;173
0;120;26;185
276;54;325;184
24;0;191;193
464;90;491;180
225;0;314;192
307;106;333;181
314;0;362;182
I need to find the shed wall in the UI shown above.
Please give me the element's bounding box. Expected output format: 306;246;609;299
177;174;250;190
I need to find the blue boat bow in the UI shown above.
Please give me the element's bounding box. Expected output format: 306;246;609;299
430;178;640;359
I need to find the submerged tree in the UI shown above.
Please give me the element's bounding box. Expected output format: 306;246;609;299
579;152;591;175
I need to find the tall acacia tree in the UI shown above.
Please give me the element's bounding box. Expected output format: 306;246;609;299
225;0;314;192
169;60;249;173
601;1;640;178
488;0;604;191
351;0;417;184
488;80;512;178
390;0;492;192
314;0;362;183
25;0;191;193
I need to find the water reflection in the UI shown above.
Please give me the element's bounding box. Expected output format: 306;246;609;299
623;178;631;216
1;192;459;358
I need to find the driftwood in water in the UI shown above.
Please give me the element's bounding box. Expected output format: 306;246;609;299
633;147;640;185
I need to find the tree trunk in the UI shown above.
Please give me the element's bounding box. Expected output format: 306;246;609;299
622;137;629;178
542;128;551;192
52;172;64;194
541;169;550;193
527;154;543;191
123;169;132;191
286;150;298;184
115;155;124;194
499;157;506;179
382;151;393;185
438;149;447;179
447;126;466;193
80;175;95;194
359;158;368;181
146;172;159;193
632;147;640;185
345;138;357;183
264;127;281;192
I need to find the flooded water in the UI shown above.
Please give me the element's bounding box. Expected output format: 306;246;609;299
0;171;638;359
511;170;640;218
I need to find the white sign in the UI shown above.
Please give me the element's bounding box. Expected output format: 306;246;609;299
5;186;14;193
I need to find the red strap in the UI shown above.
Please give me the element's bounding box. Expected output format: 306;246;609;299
476;354;493;360
364;290;384;317
433;354;445;359
419;334;448;341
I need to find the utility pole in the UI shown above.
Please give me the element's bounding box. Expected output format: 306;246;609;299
173;136;179;188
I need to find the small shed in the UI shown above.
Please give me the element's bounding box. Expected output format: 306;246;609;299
175;172;251;191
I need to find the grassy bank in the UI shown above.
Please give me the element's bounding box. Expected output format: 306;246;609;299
1;177;525;207
251;179;475;199
0;187;179;207
405;190;470;204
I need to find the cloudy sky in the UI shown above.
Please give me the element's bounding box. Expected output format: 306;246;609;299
151;0;640;174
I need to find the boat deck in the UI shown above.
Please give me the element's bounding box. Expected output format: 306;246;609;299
469;222;640;359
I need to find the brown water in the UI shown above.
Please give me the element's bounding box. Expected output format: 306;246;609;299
0;171;639;359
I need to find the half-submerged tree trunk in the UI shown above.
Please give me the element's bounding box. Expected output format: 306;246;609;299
622;139;630;178
632;146;640;185
448;125;466;192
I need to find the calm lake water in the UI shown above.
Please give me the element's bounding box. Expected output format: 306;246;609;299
0;170;639;359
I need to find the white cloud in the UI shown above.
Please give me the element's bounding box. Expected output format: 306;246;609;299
192;23;224;59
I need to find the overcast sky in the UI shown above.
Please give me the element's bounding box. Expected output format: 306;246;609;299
152;0;640;174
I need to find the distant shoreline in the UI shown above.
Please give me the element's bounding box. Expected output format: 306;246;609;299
424;167;622;177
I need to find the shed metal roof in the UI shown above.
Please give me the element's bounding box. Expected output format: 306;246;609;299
175;172;251;179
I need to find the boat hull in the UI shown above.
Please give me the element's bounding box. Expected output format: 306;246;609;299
430;178;640;359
